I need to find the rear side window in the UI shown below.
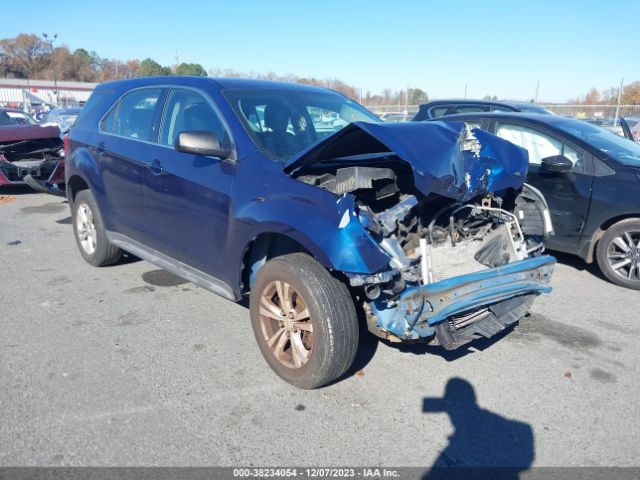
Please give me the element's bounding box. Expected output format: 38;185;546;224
101;88;162;141
430;106;450;118
75;89;114;127
159;89;228;147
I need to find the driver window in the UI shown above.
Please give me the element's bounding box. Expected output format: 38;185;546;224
496;123;584;171
496;123;562;165
159;89;228;147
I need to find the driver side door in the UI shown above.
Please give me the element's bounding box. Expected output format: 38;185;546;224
143;87;236;282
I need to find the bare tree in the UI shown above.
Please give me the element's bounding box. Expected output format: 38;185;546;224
0;33;50;78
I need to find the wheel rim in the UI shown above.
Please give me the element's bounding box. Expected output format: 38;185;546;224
76;203;97;255
258;280;313;369
607;230;640;281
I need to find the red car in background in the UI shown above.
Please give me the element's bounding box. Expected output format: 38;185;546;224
0;107;66;195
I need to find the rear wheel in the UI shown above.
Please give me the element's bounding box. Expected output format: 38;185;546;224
596;218;640;290
249;253;359;389
72;190;122;266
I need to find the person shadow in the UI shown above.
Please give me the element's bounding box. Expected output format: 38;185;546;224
422;378;534;480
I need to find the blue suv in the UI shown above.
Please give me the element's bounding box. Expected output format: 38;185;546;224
67;76;555;388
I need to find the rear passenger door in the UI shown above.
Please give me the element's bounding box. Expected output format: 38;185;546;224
143;87;236;280
98;88;162;241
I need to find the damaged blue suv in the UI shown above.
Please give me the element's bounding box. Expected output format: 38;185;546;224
66;77;555;388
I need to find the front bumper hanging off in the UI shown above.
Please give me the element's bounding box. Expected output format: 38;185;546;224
368;255;555;348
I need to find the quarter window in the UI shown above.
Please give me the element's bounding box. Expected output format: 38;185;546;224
430;106;450;118
159;89;228;148
496;123;584;171
101;88;161;141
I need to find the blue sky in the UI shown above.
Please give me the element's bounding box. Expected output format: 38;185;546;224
2;0;638;102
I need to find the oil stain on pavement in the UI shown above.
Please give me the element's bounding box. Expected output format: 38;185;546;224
141;269;189;287
590;368;617;383
20;203;66;214
508;314;602;352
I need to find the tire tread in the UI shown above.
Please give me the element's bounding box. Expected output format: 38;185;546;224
250;253;358;388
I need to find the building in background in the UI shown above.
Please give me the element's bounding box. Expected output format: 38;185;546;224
0;78;95;112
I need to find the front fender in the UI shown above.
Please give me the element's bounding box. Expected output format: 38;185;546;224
229;191;392;288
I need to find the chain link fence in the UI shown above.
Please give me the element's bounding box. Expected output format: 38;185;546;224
541;104;640;120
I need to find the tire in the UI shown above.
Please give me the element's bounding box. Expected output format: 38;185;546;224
249;253;359;389
596;218;640;290
72;190;122;267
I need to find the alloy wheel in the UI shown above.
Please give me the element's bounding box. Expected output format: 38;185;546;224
258;280;314;369
76;203;97;255
606;230;640;281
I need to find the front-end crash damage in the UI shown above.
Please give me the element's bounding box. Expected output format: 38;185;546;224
0;125;64;188
286;121;555;349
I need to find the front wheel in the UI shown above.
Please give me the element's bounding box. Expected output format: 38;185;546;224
249;253;359;389
596;218;640;289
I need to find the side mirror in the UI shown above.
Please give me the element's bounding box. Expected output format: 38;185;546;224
541;155;572;173
175;131;231;158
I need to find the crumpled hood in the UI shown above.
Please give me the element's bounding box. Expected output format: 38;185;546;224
0;124;60;143
284;121;529;201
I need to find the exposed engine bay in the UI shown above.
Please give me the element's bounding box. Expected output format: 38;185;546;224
290;123;555;348
0;125;64;186
0;138;64;182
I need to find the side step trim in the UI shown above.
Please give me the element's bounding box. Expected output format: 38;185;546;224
106;231;238;301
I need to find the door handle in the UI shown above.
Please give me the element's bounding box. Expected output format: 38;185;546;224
146;159;166;175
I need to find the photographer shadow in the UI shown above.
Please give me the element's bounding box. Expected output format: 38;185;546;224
422;378;534;480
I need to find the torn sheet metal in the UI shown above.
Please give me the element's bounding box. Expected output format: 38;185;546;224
369;255;555;342
284;121;529;202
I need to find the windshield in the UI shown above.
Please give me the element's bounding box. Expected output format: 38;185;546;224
224;88;380;161
57;113;78;131
4;111;36;125
553;118;640;165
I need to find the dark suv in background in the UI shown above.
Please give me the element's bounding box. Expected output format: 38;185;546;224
413;99;554;121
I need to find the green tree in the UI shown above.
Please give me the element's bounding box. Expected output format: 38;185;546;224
72;48;97;81
410;88;429;104
136;58;169;77
175;62;207;76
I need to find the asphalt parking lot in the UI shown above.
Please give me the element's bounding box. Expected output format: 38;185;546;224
1;189;639;468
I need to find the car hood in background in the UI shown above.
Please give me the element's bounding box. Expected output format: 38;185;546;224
0;124;61;143
283;121;529;202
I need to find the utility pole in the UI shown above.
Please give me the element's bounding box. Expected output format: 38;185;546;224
174;49;180;73
534;81;540;103
42;33;58;105
464;84;468;99
613;77;623;127
405;86;410;119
